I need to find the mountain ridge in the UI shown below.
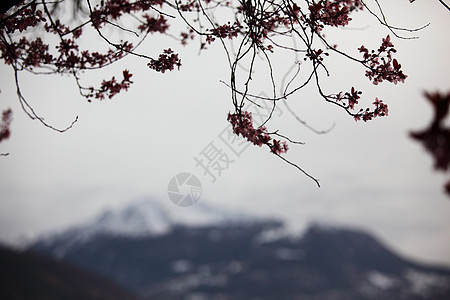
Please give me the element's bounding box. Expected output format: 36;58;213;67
29;199;450;300
32;198;264;257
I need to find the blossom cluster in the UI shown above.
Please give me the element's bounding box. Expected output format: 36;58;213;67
89;70;133;100
0;37;52;67
0;109;12;143
335;86;362;110
0;0;183;103
180;29;195;45
332;87;388;122
177;0;201;12
410;92;450;196
1;6;131;71
228;111;288;155
210;23;240;40
308;0;363;31
359;35;407;85
147;48;181;73
1;2;45;33
89;0;165;28
138;14;169;33
234;0;294;48
410;92;450;171
305;48;328;62
353;98;389;121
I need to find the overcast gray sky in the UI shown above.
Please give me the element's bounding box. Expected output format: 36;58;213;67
0;0;449;267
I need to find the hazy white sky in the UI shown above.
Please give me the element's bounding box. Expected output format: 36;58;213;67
0;0;449;266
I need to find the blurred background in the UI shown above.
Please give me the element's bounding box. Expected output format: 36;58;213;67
0;0;449;299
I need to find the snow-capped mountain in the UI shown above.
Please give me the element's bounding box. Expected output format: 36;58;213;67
33;198;262;257
29;200;450;300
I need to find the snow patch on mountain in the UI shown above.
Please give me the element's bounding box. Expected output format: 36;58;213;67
367;271;397;290
405;269;450;296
